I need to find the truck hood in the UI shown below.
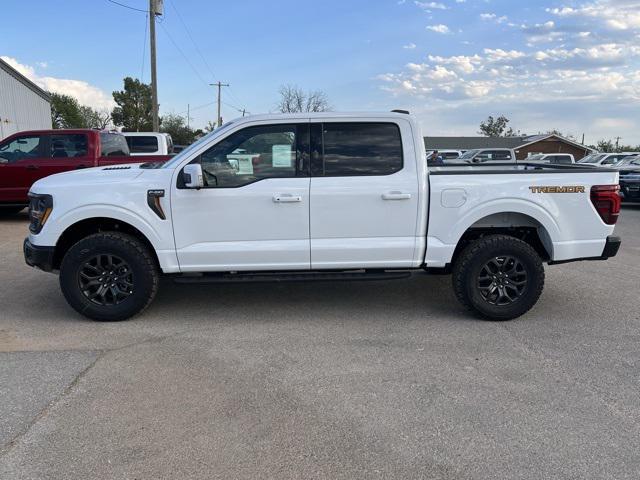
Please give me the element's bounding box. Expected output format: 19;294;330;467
31;163;156;192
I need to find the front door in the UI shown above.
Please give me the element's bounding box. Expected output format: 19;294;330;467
309;121;420;269
171;122;311;272
0;134;46;203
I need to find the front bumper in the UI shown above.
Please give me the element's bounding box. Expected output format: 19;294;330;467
23;238;55;272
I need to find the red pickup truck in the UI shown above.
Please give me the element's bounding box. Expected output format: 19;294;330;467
0;129;171;215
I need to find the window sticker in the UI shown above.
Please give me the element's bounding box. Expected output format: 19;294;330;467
272;144;293;168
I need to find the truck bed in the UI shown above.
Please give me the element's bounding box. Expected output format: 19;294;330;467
425;163;619;267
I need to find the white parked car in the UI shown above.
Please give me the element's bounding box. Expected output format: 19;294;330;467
578;152;636;167
122;132;174;156
24;112;621;322
457;148;516;163
526;153;575;164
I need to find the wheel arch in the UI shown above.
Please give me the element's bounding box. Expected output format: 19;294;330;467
451;211;555;266
52;217;159;271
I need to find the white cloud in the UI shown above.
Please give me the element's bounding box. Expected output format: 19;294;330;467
0;56;115;110
426;24;451;34
403;42;417;49
415;1;447;10
547;1;640;31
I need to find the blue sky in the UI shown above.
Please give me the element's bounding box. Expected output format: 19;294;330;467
3;0;640;144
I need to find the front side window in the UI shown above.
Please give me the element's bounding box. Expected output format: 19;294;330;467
0;135;43;163
50;134;88;158
126;136;159;154
321;123;403;176
100;133;130;157
196;124;302;188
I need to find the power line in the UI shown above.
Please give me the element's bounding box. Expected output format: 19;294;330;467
158;21;210;87
166;0;218;81
106;0;147;13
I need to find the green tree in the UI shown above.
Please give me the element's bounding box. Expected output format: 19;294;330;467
50;92;86;128
160;113;198;145
79;106;111;129
111;77;153;132
596;139;615;153
478;115;519;137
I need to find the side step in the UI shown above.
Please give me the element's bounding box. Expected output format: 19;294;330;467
173;270;413;284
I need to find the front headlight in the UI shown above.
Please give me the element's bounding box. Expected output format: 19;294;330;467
28;193;53;234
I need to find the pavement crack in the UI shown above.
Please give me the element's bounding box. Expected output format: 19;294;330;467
0;350;104;457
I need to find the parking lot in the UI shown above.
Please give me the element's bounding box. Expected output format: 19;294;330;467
0;207;638;479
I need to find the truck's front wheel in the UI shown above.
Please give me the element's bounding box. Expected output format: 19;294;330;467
59;232;159;321
452;235;545;321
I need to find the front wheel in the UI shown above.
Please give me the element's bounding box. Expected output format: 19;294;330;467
59;232;159;321
452;235;545;321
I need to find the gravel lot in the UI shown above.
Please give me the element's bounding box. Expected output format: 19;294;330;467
1;206;639;479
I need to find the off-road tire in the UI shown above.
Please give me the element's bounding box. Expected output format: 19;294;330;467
60;232;159;321
452;235;545;321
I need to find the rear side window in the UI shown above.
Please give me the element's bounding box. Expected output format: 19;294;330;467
50;134;88;158
321;123;403;176
100;133;130;157
126;136;159;154
550;155;572;164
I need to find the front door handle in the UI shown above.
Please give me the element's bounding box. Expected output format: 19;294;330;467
26;164;39;170
273;194;302;203
76;164;87;169
382;191;412;200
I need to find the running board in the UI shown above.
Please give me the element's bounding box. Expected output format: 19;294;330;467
173;270;412;284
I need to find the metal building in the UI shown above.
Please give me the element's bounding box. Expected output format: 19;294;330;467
0;57;51;141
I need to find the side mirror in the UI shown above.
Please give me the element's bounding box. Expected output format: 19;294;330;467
183;163;204;189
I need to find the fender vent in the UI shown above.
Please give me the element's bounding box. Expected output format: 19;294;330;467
103;166;132;170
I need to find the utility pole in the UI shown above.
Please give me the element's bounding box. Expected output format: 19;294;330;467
210;81;229;128
240;108;249;117
149;0;162;132
186;104;190;130
615;136;621;151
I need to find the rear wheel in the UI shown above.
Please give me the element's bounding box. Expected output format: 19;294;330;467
452;235;544;321
59;232;159;321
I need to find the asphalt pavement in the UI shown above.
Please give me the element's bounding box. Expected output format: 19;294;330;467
1;206;639;479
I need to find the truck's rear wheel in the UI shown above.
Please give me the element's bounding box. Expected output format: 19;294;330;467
452;235;544;321
59;232;159;321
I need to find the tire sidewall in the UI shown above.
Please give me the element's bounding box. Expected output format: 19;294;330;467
462;240;543;320
60;235;156;321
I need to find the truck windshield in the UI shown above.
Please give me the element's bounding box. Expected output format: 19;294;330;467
578;153;604;163
162;121;236;168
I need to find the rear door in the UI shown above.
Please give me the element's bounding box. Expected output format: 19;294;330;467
0;134;47;203
309;120;419;269
34;133;91;179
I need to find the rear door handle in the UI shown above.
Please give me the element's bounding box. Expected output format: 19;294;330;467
382;191;412;200
26;164;39;170
76;164;87;169
273;194;302;203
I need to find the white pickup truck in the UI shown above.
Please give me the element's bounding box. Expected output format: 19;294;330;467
24;112;622;322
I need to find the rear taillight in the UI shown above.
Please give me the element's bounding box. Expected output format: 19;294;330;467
590;185;621;225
